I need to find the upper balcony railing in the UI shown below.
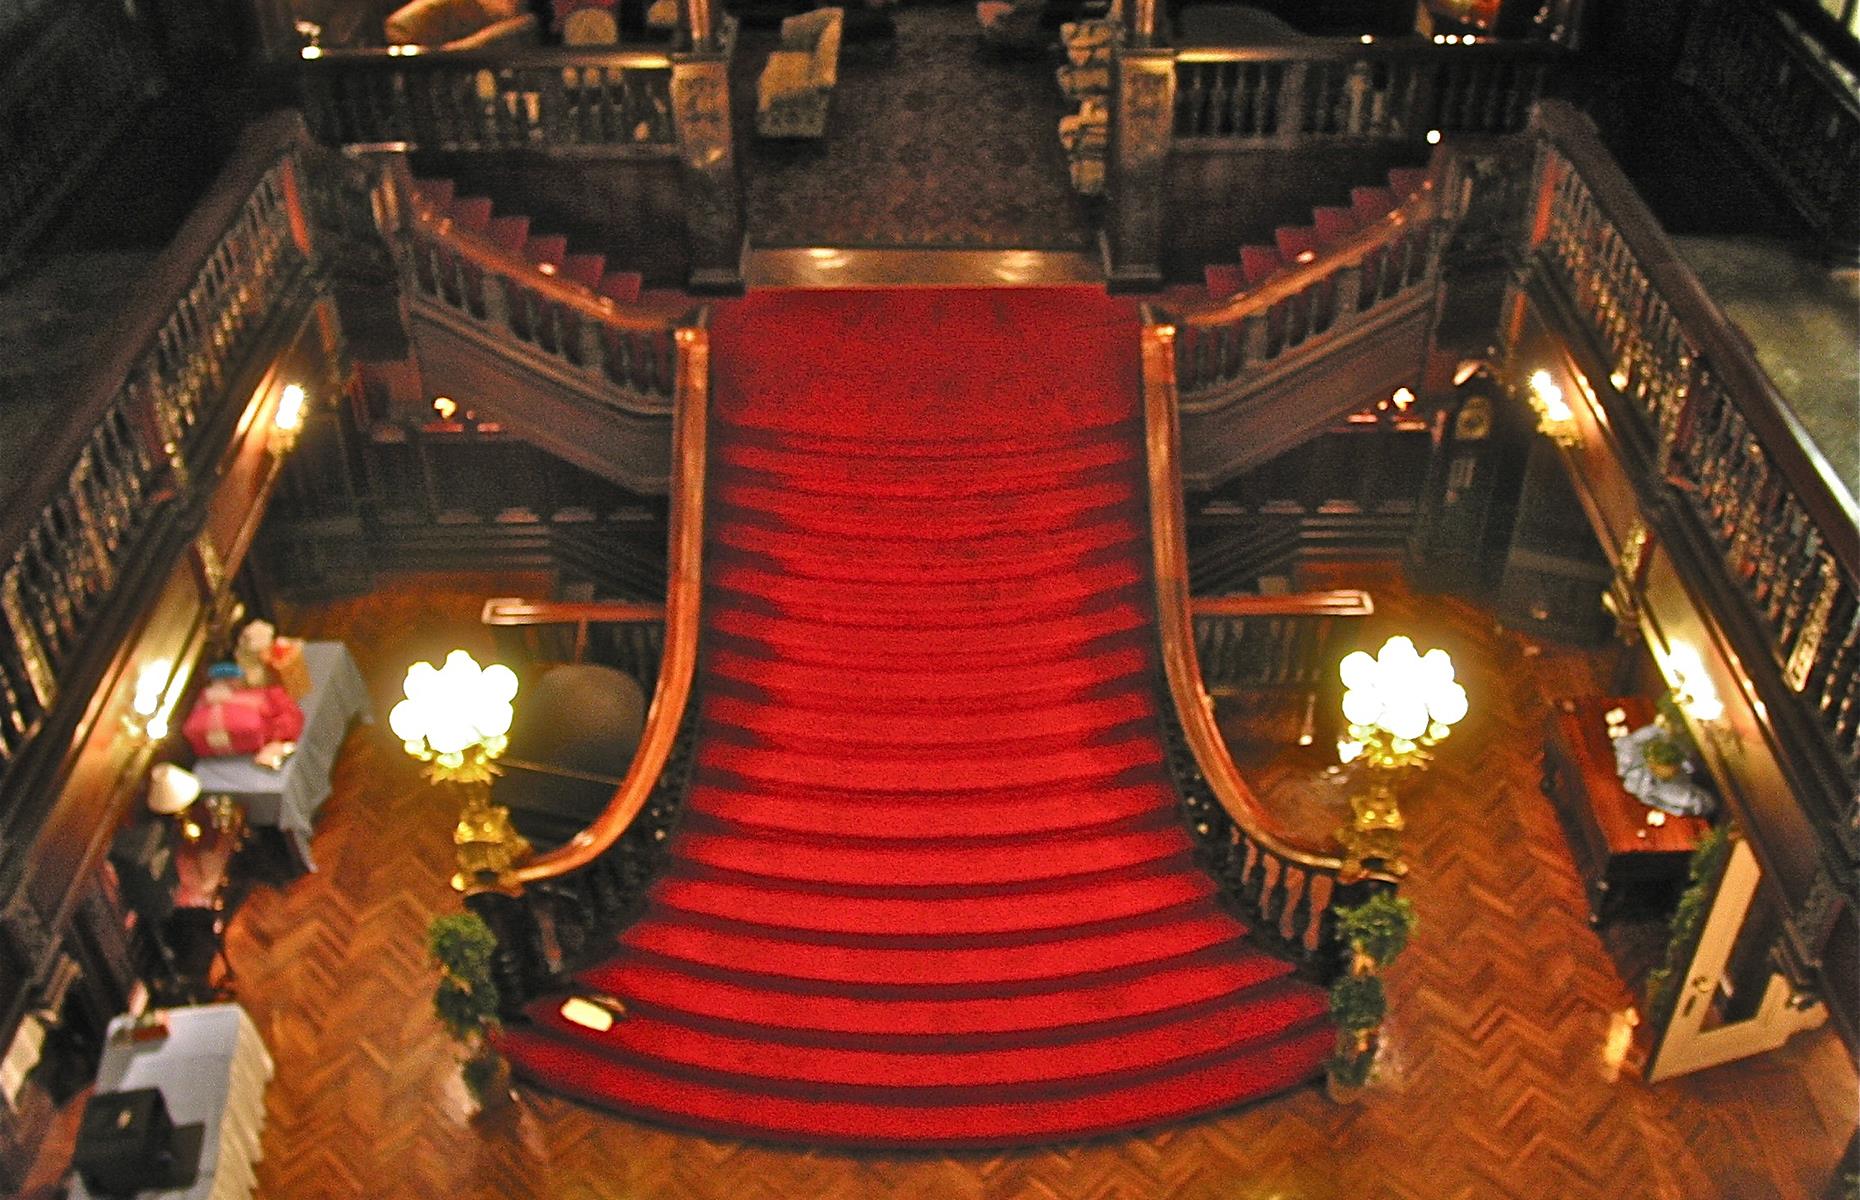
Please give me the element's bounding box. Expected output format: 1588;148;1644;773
1524;100;1860;836
0;112;316;800
379;157;684;407
1160;149;1445;403
297;44;680;153
1171;37;1557;144
1678;0;1860;259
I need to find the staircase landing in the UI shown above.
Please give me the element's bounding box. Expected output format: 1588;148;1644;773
747;246;1102;288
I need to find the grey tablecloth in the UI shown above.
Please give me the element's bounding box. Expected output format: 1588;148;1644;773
193;641;371;871
70;1004;274;1200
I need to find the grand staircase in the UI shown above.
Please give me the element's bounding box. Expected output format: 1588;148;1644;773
496;285;1335;1146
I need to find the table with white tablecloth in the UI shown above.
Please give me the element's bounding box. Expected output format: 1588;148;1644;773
70;1004;273;1200
193;641;371;871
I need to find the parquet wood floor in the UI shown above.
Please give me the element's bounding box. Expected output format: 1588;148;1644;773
189;570;1856;1200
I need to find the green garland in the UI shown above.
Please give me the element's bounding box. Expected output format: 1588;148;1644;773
1643;825;1731;1029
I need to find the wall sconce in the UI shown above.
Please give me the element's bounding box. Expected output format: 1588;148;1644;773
270;383;307;456
1527;369;1580;448
1664;642;1725;724
124;659;180;741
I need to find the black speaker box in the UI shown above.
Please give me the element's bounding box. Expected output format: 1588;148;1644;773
72;1087;204;1197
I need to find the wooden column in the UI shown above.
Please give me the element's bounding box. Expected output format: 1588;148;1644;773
1101;48;1174;293
671;49;747;295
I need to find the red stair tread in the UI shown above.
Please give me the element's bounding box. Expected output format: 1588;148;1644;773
1351;184;1398;221
562;252;608;288
524;978;1325;1089
1204;261;1245;299
500;1019;1333;1147
598;271;644;303
1274;225;1320;263
487;214;530;250
448;195;494;231
1313;206;1360;246
579;941;1284;1035
615;896;1242;983
526;233;569;266
1240;244;1285;286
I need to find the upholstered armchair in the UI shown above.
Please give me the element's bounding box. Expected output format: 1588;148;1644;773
385;0;541;49
756;7;844;138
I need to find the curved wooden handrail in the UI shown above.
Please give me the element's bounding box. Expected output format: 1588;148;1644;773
481;598;666;625
507;309;709;886
303;44;677;71
1172;36;1563;66
1191;590;1373;619
1533;100;1858;578
1141;314;1393;883
393;161;685;337
1168;161;1441;331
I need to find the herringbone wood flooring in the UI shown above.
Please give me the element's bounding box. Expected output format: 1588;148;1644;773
196;569;1855;1199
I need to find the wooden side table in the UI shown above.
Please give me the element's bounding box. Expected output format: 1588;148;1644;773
1540;696;1712;927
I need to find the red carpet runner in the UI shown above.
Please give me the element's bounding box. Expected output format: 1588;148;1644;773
499;286;1333;1145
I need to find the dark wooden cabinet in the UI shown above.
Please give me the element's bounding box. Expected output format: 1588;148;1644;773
1540;696;1712;926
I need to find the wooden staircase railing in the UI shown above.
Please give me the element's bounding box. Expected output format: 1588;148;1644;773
1170;38;1559;144
482;598;667;701
1192;589;1373;699
1141;316;1399;980
1160;149;1446;406
384;157;684;410
459;309;709;1013
0;111;317;806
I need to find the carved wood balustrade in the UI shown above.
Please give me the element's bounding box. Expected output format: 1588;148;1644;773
1142;318;1399;981
456;312;709;1012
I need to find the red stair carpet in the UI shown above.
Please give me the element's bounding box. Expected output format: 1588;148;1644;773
498;285;1333;1146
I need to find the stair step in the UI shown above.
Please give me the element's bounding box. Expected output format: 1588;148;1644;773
1351;185;1398;221
526;233;569;266
1388;166;1429;196
1204;261;1245;299
487;214;531;251
500;1015;1333;1145
1312;206;1360;247
1273;225;1320;263
599;272;644;303
448;195;494;232
1240;244;1285;285
411;176;455;211
562;252;609;289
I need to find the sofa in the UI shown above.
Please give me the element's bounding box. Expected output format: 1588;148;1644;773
385;0;542;48
756;7;844;138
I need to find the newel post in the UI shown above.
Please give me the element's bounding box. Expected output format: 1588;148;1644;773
671;46;747;295
1101;46;1175;293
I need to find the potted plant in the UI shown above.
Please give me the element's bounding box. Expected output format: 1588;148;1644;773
1325;893;1416;1102
426;912;511;1110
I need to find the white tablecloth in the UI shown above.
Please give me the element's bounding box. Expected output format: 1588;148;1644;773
193;641;371;870
71;1004;273;1200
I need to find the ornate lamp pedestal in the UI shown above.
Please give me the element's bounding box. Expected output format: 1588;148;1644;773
1333;635;1468;881
452;780;532;895
388;650;527;894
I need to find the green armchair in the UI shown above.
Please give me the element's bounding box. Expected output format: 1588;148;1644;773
384;0;541;49
756;7;844;138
